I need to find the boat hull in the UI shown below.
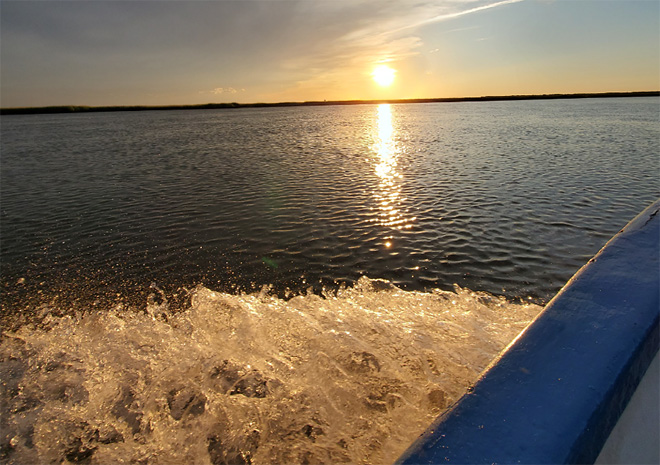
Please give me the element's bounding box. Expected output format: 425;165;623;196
396;199;660;464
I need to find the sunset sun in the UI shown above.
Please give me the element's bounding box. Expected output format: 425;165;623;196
372;65;396;87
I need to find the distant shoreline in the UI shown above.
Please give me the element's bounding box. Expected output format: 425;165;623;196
1;91;658;115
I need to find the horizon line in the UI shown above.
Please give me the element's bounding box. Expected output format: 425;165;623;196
2;91;658;115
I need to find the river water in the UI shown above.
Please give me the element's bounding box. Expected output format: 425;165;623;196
1;97;658;464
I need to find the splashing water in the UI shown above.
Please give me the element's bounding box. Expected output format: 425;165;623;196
1;278;542;464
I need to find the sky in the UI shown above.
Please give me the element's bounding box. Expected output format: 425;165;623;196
1;0;658;107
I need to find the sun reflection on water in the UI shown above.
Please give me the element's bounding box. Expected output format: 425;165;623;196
372;104;415;233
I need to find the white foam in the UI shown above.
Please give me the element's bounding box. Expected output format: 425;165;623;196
1;277;542;464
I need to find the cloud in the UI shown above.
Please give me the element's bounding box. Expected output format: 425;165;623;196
210;87;244;95
0;0;527;105
394;0;524;32
280;0;523;71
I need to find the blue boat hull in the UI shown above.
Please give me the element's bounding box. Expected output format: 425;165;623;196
396;199;660;464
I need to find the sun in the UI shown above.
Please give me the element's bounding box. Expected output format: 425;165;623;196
372;65;396;87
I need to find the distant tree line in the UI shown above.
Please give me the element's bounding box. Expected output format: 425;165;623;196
1;91;658;115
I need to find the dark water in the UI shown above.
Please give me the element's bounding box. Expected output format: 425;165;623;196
2;98;659;317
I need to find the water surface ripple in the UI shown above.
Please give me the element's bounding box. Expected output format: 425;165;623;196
1;98;659;315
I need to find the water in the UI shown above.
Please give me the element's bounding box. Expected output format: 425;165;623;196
2;99;658;315
1;97;658;463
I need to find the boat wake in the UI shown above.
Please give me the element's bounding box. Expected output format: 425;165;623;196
1;277;542;464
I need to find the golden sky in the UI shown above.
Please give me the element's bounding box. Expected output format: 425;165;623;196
1;0;658;107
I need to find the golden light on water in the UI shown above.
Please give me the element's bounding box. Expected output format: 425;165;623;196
371;104;415;234
375;104;395;178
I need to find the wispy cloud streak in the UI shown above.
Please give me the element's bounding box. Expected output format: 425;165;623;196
284;1;521;68
403;0;524;31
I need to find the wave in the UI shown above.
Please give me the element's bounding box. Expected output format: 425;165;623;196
1;277;542;464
